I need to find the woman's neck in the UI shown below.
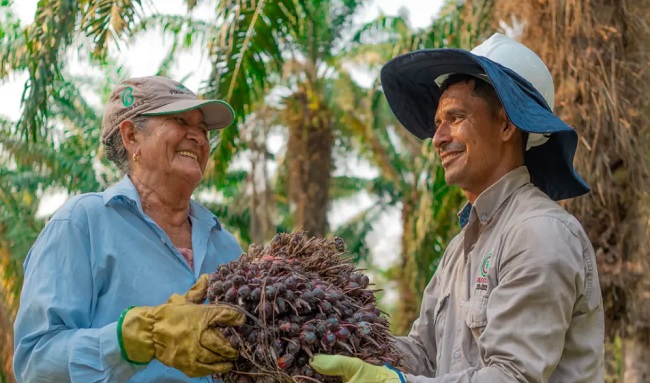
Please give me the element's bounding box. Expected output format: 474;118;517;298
130;174;192;228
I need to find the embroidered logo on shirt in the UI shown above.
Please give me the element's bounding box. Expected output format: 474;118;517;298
480;252;492;277
475;252;493;292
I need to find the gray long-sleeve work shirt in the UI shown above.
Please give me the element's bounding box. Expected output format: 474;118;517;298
395;166;604;383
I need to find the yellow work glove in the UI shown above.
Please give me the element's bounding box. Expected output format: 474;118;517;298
117;274;246;378
310;354;405;383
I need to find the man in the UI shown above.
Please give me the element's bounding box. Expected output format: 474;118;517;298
310;33;604;382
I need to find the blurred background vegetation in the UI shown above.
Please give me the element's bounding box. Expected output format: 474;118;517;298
0;0;649;382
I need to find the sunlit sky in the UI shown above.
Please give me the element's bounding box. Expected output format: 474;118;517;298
0;0;445;278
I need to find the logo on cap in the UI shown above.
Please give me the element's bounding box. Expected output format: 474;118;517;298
122;87;135;107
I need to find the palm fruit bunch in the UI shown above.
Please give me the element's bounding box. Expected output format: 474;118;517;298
206;231;406;383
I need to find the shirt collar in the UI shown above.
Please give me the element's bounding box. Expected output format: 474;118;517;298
457;166;531;228
103;175;222;230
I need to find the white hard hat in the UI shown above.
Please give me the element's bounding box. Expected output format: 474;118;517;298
438;33;554;149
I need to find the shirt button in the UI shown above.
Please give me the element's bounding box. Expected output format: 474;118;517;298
453;350;461;359
160;237;165;243
480;214;488;222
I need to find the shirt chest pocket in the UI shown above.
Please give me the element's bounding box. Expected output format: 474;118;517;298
464;296;488;341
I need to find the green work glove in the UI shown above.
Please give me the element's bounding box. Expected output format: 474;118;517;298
117;274;246;378
310;354;405;383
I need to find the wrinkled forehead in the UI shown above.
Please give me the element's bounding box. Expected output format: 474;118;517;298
436;83;484;113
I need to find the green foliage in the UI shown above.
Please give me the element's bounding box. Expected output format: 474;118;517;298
0;0;480;377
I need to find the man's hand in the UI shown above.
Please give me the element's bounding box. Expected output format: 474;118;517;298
310;354;404;383
118;275;246;377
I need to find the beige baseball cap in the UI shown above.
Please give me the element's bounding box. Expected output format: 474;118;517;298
101;76;235;143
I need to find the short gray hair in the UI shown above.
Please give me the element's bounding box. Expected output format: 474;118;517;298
104;116;149;174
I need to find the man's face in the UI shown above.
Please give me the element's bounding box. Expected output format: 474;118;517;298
433;80;508;199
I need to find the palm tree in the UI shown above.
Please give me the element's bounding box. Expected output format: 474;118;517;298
187;0;368;238
478;0;649;380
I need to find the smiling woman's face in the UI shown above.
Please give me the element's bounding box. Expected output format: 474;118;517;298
135;109;210;188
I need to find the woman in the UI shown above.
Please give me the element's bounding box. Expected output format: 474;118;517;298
14;76;245;383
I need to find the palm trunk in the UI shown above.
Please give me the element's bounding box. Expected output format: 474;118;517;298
623;336;650;383
285;85;333;237
0;296;15;383
393;192;420;335
490;0;650;379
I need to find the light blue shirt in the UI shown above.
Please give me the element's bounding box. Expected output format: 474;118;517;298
14;176;243;383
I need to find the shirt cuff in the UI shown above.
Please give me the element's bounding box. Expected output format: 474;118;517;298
99;322;148;380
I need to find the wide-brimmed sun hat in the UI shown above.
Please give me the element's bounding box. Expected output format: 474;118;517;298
380;33;590;201
101;75;234;144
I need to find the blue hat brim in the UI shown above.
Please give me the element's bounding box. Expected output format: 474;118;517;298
380;49;590;201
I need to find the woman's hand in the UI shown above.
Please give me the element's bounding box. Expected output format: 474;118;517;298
117;275;245;377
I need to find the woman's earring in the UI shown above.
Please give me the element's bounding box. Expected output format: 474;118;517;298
133;153;140;162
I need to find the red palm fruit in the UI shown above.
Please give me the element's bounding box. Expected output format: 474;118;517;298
312;287;325;300
359;290;375;302
218;266;230;278
289;315;304;325
224;287;238;303
335;327;351;341
229;335;241;348
333;237;345;252
322;331;337;347
275;297;287;313
346;282;360;291
319;300;333;314
277;354;294;369
247;330;258;344
360;311;377;322
286;339;300;354
260;301;273;318
278;321;292;333
284;276;298;290
300;290;315;304
237;285;252;300
315;321;328;337
273;339;284;354
356;321;372;337
232;275;246;287
297;355;308;367
325;317;340;331
359;275;370;289
299;330;317;346
264;285;277;299
250;287;262;301
273;282;287;297
288;323;301;337
284;289;295;301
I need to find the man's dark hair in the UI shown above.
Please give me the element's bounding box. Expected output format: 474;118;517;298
439;73;528;153
439;73;502;118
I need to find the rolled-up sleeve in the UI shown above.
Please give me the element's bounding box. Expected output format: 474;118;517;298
403;216;586;383
13;217;144;383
